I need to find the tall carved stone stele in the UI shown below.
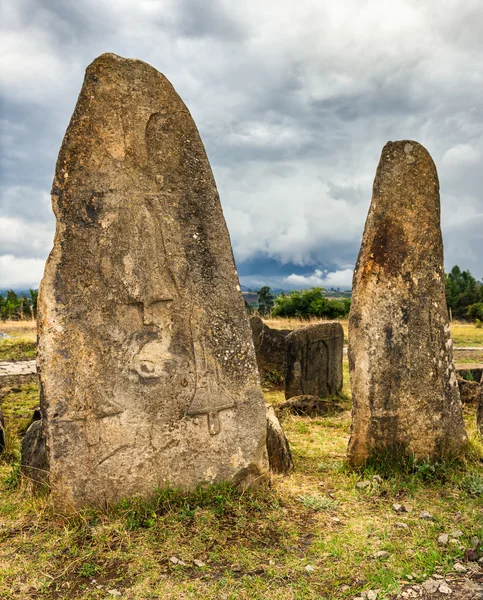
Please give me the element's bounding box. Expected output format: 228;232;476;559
347;141;467;465
38;53;268;510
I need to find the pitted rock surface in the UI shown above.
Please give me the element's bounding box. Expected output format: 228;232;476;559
37;53;268;509
21;420;49;488
285;322;344;400
348;141;467;465
250;316;290;383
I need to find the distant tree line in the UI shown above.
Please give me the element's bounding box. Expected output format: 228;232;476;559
252;265;483;322
1;264;481;322
0;290;38;321
253;286;351;319
445;265;483;321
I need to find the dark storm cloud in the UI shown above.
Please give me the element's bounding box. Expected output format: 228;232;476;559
1;0;482;289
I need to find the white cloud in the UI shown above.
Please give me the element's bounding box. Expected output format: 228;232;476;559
0;254;46;289
284;268;353;290
0;0;482;288
441;143;481;167
0;217;54;258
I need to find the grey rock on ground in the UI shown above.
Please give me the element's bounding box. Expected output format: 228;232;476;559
21;420;49;488
36;53;268;510
278;395;344;417
348;141;467;466
250;316;290;384
266;405;294;474
285;322;344;400
457;377;482;405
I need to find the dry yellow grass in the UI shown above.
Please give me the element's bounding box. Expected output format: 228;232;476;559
264;318;483;349
0;320;36;341
264;317;349;343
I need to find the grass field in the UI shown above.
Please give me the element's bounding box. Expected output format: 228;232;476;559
0;320;36;361
263;318;483;349
1;355;482;599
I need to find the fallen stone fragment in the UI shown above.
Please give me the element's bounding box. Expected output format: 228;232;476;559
392;503;412;513
356;480;371;489
107;591;122;597
278;395;344;417
464;547;479;561
266;405;294;474
421;579;440;593
372;475;383;484
450;530;464;538
37;52;269;510
347;141;467;465
305;564;315;572
20;420;49;488
395;522;408;529
373;551;390;559
193;559;206;568
366;591;379;600
437;533;449;545
438;583;452;595
457;377;482;405
453;562;467;573
419;511;434;521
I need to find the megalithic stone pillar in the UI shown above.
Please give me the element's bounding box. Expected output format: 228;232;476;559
347;141;467;466
37;53;268;510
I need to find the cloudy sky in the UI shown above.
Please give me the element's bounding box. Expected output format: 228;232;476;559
1;0;482;291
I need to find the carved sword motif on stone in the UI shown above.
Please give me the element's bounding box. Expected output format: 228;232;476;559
186;309;235;435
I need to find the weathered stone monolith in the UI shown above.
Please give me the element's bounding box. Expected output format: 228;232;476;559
285;322;344;400
37;53;268;509
348;141;467;465
250;316;290;384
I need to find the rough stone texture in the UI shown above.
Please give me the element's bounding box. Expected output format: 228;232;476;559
477;394;483;437
21;420;49;487
266;405;294;474
348;141;467;465
285;322;344;400
0;408;5;453
278;395;344;417
457;377;482;405
38;53;268;510
250;316;290;383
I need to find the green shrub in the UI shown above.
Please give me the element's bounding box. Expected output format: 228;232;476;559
298;494;338;511
272;287;350;319
459;473;483;496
